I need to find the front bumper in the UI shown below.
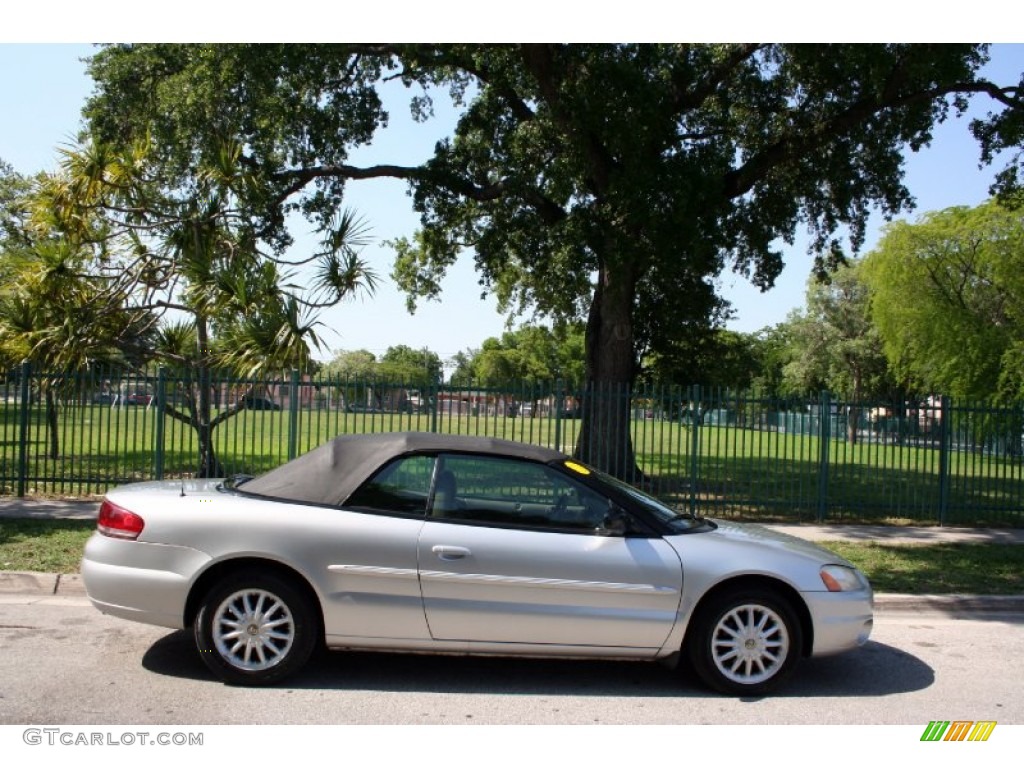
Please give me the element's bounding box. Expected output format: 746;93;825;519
803;588;874;656
81;533;211;630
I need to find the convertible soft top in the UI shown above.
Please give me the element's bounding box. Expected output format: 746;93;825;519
238;431;568;506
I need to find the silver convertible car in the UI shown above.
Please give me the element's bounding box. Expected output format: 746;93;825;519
82;432;873;695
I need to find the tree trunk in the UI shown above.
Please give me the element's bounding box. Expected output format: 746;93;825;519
195;419;224;479
574;264;642;480
193;314;224;478
847;375;862;445
846;405;860;445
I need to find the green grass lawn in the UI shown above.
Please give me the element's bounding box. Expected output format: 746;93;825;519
2;518;1022;596
827;542;1024;595
0;519;95;573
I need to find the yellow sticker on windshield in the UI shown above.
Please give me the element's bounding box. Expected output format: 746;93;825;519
564;461;591;475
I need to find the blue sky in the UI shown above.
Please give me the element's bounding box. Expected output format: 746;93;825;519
2;43;1023;367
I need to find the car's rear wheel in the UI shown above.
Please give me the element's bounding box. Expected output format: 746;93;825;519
687;587;802;696
194;570;317;686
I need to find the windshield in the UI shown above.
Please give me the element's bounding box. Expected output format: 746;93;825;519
587;466;709;532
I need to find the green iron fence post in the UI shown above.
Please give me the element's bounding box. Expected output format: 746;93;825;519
554;379;564;454
689;384;701;516
287;369;300;461
429;380;439;433
16;360;31;497
817;390;831;522
938;395;951;526
154;366;167;480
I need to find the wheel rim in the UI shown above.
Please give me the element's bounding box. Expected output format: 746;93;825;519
710;603;790;686
212;588;295;671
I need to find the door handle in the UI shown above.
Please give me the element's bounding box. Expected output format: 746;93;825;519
432;545;471;560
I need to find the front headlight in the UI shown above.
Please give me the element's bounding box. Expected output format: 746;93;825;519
820;564;867;592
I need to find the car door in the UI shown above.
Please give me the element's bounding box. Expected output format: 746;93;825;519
417;454;683;650
321;454;433;642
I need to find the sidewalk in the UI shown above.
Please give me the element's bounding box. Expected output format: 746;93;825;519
2;498;1023;612
767;523;1024;545
0;497;99;520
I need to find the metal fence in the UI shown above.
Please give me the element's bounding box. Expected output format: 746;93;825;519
2;363;1023;525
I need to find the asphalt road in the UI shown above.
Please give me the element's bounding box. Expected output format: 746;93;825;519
0;594;1020;725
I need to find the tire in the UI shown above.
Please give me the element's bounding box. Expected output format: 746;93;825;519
686;587;802;696
194;570;318;686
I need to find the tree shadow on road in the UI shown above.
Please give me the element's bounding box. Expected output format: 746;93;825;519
142;632;933;701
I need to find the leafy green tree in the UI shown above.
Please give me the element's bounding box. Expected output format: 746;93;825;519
319;348;379;411
783;262;895;442
81;44;1024;477
642;328;762;391
471;337;519;388
446;349;477;386
469;324;586;388
862;201;1024;400
322;349;379;380
444;323;586;392
638;328;766;431
748;324;798;399
377;345;443;386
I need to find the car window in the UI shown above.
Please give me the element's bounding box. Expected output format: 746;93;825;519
430;454;617;534
346;455;436;517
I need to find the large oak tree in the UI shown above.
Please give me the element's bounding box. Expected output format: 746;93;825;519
82;44;1024;477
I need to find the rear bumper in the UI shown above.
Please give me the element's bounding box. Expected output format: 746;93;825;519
803;589;874;656
81;533;211;630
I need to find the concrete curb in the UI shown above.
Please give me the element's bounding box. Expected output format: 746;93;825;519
0;571;58;594
0;571;87;596
56;573;86;595
872;593;1024;613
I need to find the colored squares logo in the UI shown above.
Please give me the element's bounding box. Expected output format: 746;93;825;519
921;721;997;742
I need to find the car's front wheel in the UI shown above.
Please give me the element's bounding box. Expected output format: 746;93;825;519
687;587;802;696
194;570;318;686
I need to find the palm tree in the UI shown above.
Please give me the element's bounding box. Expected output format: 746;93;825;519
0;237;154;458
42;138;378;476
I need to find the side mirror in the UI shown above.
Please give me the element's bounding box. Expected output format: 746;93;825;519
599;506;630;537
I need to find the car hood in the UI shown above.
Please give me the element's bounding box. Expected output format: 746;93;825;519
665;519;858;593
703;520;856;566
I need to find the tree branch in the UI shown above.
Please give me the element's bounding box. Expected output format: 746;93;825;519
519;44;619;195
160;401;195;429
724;79;1023;200
671;43;765;113
271;162;566;224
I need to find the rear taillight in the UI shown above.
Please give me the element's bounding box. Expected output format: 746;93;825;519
97;500;145;540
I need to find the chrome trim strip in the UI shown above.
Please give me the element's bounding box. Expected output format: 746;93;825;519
328;564;419;579
419;569;678;594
